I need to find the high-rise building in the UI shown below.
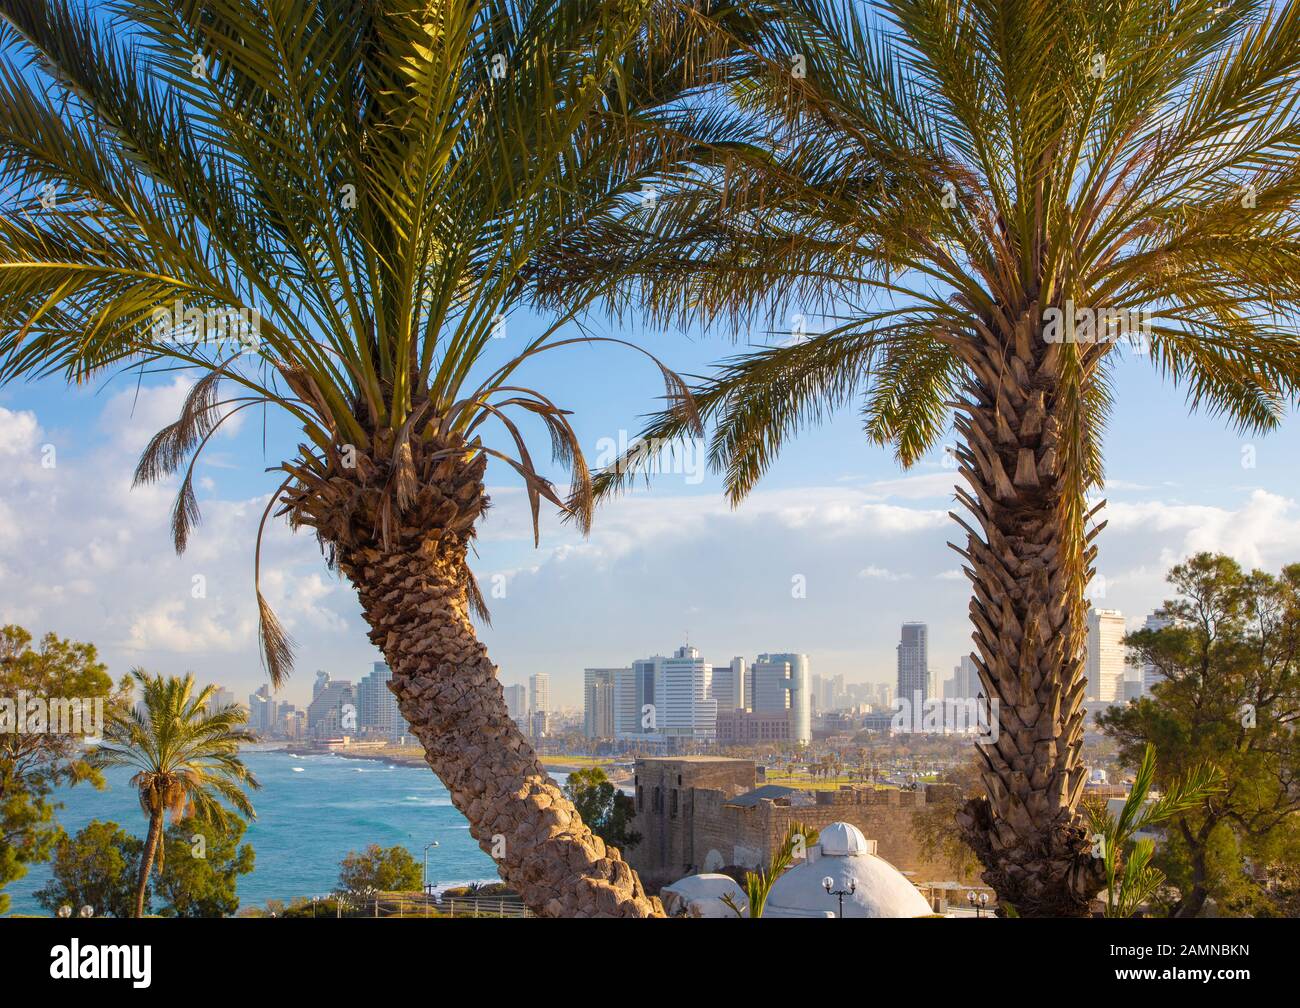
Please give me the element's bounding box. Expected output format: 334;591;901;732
503;683;528;730
357;661;407;740
615;659;658;737
529;674;551;737
1085;608;1127;703
751;653;811;745
306;674;356;738
248;685;276;735
711;656;746;713
948;654;982;701
1140;612;1172;695
583;668;622;739
206;686;236;715
896;623;929;705
657;645;717;742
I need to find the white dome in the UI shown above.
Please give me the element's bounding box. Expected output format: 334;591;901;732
818;821;870;856
661;873;747;918
764;822;933;918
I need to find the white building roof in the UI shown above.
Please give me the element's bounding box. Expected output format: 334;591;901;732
764;822;933;918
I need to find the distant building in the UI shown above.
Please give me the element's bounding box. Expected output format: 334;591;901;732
615;660;657;738
1085;608;1126;703
896;623;928;707
716;710;790;745
1141;612;1172;695
947;655;982;702
529;673;550;717
583;668;621;739
657;646;717;744
248;685;276;735
751;653;811;745
627;757;969;890
207;686;236;715
307;673;356;738
503;683;528;731
357;662;407;740
711;656;746;713
529;709;550;738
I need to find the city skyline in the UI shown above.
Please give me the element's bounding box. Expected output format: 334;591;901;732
5;329;1299;713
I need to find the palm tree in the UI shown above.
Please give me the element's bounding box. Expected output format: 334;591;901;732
584;0;1300;914
94;670;258;918
0;0;743;915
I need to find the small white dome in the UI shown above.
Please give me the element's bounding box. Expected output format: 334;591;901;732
764;822;932;918
818;821;870;856
661;873;747;918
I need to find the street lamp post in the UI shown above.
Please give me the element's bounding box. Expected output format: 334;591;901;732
822;876;857;918
423;840;440;894
967;890;989;918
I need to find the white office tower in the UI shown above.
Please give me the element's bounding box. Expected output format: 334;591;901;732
896;623;929;704
1085;608;1127;702
207;686;235;714
1141;612;1172;695
949;654;982;701
529;673;550;718
503;683;528;730
752;653;812;745
614;659;658;737
583;668;621;738
248;685;276;734
711;656;746;713
658;645;717;742
357;661;406;739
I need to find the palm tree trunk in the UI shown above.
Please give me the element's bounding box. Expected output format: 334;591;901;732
135;811;162;918
951;322;1107;917
314;445;662;918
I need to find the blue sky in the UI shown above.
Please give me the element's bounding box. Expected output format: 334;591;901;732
4;303;1299;710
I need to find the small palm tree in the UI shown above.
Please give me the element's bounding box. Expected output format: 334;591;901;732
722;820;819;917
0;0;739;915
1084;744;1222;918
93;670;258;918
585;0;1300;913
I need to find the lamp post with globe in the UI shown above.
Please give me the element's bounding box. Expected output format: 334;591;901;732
822;876;856;918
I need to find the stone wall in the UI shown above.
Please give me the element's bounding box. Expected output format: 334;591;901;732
628;758;973;892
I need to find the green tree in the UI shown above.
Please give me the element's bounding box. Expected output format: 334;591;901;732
154;816;255;918
721;821;820;919
586;0;1300;915
337;844;422;898
1083;744;1222;918
0;625;125;914
1100;553;1300;917
93;670;259;917
562;767;640;852
34;820;145;919
0;0;747;918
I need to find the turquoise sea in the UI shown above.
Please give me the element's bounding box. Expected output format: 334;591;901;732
4;748;508;916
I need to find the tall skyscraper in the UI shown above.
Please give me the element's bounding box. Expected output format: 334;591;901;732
1085;608;1127;702
306;675;355;738
529;673;551;736
248;685;276;735
503;683;528;730
1140;612;1172;695
206;686;235;715
614;660;657;737
657;645;717;742
752;653;811;745
711;656;746;713
357;661;407;739
948;654;981;701
896;622;929;705
583;668;621;738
